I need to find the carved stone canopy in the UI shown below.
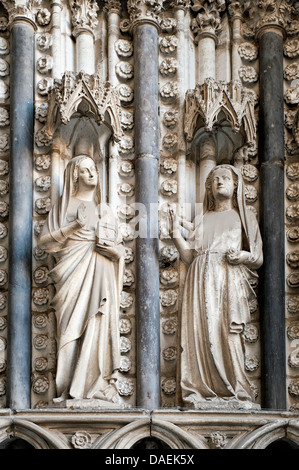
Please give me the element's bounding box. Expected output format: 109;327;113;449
184;78;257;146
35;71;124;147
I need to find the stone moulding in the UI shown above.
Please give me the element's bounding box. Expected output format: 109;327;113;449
184;78;257;145
35;71;124;147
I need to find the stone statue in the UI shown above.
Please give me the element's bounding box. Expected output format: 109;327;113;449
168;164;263;408
39;153;124;404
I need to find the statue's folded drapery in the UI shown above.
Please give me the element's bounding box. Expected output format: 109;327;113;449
180;165;263;405
39;156;124;401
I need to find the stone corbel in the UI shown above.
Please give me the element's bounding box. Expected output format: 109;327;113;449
35;71;124;148
184;78;257;145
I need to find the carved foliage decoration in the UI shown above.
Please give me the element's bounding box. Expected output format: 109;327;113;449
35;72;124;147
184;78;257;144
69;0;99;34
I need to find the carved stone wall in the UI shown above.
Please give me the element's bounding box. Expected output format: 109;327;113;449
0;0;299;450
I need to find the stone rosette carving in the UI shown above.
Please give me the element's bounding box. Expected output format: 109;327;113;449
115;39;134;58
117;84;134;105
163;110;178;129
34;221;45;237
120;291;134;309
119;223;135;242
284;38;299;58
33;334;48;350
33;266;49;285
0;336;6;351
239;65;258;84
0;377;6;397
284;63;299;81
35;154;51;172
0;316;6;331
162;346;177;361
118;379;134;396
0;222;7;239
35;176;51;193
37;33;53;52
0;201;8;219
209;431;228;450
32;376;49;394
285;110;297;130
119;318;132;335
121;111;134;130
160;267;179;287
286;203;299;223
71;431;92;449
34;357;48;372
0;81;9;101
288;227;299;244
119;135;134;155
288;380;299;397
162;133;178;150
0;246;7;263
0;133;9;153
116;62;134;80
160;289;178;308
33;288;50;306
0;293;6;310
238;42;258;61
287;273;299;289
162;317;177;335
118;204;135;221
36;8;51;26
161;179;177;196
285;84;299;105
241;164;258;182
37;78;53;96
124;246;134;263
0;59;8;77
35;103;48;123
287;252;299;269
161;377;176;395
0;180;8;196
0;108;9;127
123;269;135;286
159;36;178;55
244;184;258;203
287;163;299;181
0;269;7;286
33;314;48;329
0;37;8;56
245;355;259;372
34;246;48;261
160;82;178;102
287;296;299;314
160;245;178;263
119;160;134;178
288;349;299;368
35;197;51;215
287;324;299;340
159;58;177;77
0;359;6;374
287;183;299;201
118;183;135;198
37;56;53;75
120;336;131;353
160;158;177;175
243;324;259;343
120;356;132;373
160;18;177;34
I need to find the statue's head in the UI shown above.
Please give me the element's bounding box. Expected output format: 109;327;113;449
72;155;99;196
205;164;239;211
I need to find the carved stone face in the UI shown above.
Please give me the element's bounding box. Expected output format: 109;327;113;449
77;158;98;191
211;167;235;201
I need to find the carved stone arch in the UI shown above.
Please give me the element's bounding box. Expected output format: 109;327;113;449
92;418;151;449
150;419;208;449
0;419;69;449
226;420;299;449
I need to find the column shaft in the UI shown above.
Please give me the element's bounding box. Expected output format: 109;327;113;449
259;29;286;410
134;23;160;409
7;20;35;409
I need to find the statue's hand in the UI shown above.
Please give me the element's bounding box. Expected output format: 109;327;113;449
96;242;120;261
76;202;87;228
226;249;250;265
168;207;180;236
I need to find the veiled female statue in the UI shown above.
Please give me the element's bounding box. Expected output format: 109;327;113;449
169;164;263;407
39;153;124;403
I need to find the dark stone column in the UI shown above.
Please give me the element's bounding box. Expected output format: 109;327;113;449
7;16;35;409
133;22;160;409
258;27;286;410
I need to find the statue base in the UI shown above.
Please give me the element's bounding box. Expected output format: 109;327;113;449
183;397;261;411
52;398;130;410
